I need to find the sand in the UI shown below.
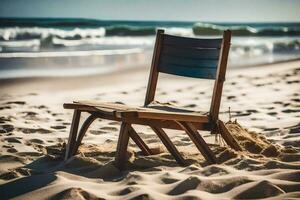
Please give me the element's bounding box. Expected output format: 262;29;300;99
0;60;300;199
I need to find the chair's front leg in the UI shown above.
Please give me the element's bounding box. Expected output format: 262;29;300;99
65;110;81;161
71;114;98;156
115;122;131;169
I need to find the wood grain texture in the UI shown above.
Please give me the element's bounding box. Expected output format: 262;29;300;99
163;34;222;48
114;122;131;169
144;29;164;106
210;30;231;121
64;110;81;160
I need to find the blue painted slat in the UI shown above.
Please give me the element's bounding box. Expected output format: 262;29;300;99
163;34;222;49
162;46;220;60
158;63;217;79
159;55;218;69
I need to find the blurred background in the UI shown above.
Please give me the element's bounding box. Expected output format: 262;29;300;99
0;0;300;79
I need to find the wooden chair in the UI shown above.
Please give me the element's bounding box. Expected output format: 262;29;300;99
63;29;242;169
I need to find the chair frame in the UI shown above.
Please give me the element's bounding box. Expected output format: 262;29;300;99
63;29;242;169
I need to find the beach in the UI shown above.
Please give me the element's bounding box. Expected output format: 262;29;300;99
0;59;300;199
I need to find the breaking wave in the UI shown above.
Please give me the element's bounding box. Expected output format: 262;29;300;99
193;22;300;36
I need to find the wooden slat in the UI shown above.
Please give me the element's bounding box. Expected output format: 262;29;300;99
118;110;210;123
66;101;209;122
163;34;222;48
159;63;217;79
159;55;219;69
151;126;186;165
162;45;220;60
63;103;210;130
121;117;209;131
178;122;217;164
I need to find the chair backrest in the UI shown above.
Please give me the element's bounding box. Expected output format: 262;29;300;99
144;29;231;121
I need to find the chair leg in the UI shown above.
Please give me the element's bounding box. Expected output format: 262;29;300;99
151;126;186;166
218;120;242;151
115;122;131;169
178;122;217;164
71;114;98;156
128;125;152;156
65;110;81;161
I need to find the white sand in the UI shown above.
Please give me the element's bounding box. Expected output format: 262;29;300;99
0;60;300;199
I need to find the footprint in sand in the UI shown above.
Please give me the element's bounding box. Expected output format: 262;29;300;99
108;121;120;125
288;123;300;134
37;105;48;109
5;101;26;105
282;109;300;113
29;138;44;144
100;126;118;132
291;98;300;103
267;112;277;116
21;111;38;119
18;128;52;134
114;101;125;105
0;106;11;110
4;138;21;143
183;104;197;108
50;125;66;130
286;80;300;84
0;124;14;133
89;130;107;135
7;147;18;153
227;96;236;100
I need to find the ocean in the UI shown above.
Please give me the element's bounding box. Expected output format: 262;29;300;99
1;18;300;79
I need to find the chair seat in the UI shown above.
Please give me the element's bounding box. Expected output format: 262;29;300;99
64;100;210;123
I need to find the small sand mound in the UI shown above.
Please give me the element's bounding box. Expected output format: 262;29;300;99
270;170;300;182
233;180;285;199
226;121;282;156
51;187;101;200
168;176;203;195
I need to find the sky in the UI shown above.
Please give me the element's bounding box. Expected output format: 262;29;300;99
0;0;300;22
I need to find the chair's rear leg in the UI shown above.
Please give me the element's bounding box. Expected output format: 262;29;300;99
65;110;81;161
71;114;98;156
178;122;217;164
115;122;131;169
128;125;152;156
218;120;242;151
151;126;186;166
